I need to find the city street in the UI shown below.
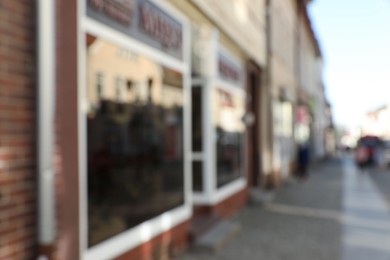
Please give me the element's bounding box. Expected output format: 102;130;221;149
181;156;390;260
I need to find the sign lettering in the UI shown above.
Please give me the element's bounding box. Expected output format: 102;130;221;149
89;0;135;26
139;2;181;49
87;0;183;60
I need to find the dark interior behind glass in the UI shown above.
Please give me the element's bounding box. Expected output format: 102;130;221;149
86;34;185;247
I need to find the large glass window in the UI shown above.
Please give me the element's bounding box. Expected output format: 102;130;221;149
86;34;185;247
213;88;245;188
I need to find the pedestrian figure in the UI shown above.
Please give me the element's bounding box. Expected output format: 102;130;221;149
297;143;310;180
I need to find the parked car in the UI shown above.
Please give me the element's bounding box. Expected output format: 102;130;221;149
354;135;383;168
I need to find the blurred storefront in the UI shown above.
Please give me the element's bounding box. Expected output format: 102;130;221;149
191;28;248;214
55;0;192;259
167;0;267;234
1;1;330;259
52;0;267;259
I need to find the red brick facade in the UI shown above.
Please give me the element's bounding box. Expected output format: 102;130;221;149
214;188;248;218
116;221;190;260
194;188;249;219
0;1;37;259
55;0;80;259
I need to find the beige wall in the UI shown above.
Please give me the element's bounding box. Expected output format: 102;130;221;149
168;0;266;67
269;0;298;176
270;0;297;96
271;0;296;82
298;17;317;98
297;6;328;159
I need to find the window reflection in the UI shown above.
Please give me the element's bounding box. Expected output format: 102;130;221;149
213;88;245;188
86;34;184;247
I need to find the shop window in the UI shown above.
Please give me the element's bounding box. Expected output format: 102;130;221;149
86;34;185;247
214;89;245;188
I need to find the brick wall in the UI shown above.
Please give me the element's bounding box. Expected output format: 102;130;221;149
214;188;248;218
55;0;80;258
0;1;37;259
194;188;249;219
116;221;190;260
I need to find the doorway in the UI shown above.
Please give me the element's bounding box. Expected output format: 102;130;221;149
246;61;262;187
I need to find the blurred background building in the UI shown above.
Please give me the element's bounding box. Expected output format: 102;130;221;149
362;105;390;139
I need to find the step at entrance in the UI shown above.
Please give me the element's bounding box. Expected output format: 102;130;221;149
192;220;241;253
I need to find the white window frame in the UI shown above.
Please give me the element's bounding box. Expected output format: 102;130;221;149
192;43;247;206
77;1;192;259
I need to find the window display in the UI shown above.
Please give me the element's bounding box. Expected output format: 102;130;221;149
86;34;185;246
213;88;245;188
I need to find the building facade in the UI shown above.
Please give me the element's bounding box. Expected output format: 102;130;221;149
295;0;326;163
362;105;390;139
0;0;330;259
166;0;268;243
266;0;298;184
0;1;37;259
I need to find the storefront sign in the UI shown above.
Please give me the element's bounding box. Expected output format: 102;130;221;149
139;1;181;49
87;0;183;60
89;0;135;26
217;51;242;85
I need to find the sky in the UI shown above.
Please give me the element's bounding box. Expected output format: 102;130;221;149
308;0;390;131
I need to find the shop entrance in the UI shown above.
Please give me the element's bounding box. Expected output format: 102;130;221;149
246;61;262;187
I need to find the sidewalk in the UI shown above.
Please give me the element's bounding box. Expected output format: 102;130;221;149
181;158;343;260
179;157;390;260
342;159;390;260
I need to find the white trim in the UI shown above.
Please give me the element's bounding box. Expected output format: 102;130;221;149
193;178;246;205
37;0;56;246
191;77;207;86
204;79;216;199
182;13;193;209
192;193;211;204
78;0;88;257
82;18;187;74
85;206;191;260
191;152;204;161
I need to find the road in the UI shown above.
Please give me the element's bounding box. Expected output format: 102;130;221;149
180;156;390;260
